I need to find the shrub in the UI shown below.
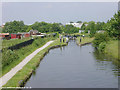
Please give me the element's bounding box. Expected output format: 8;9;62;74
2;49;19;68
93;32;110;48
2;36;57;69
98;42;106;51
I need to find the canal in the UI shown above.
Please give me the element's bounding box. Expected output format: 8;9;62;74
24;40;118;88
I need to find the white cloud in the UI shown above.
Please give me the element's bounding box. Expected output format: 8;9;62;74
1;0;120;2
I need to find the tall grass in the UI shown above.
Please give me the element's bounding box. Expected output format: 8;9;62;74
104;40;119;60
77;37;94;45
1;36;58;77
3;39;67;87
2;37;31;49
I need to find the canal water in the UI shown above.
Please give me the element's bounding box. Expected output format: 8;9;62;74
24;40;118;88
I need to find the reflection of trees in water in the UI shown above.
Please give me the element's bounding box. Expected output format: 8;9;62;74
93;48;120;76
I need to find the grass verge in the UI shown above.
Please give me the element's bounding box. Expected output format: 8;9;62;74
76;37;94;46
2;39;67;88
1;36;57;77
2;37;31;49
104;40;119;60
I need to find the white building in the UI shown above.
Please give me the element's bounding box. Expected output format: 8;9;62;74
66;22;83;28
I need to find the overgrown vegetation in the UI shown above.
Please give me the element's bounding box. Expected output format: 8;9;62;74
1;35;58;77
104;40;119;60
2;37;31;49
81;21;105;37
77;36;94;45
3;39;67;88
92;11;120;60
2;21;80;34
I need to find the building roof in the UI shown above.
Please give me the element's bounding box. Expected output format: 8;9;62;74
0;33;9;35
66;23;83;28
29;30;39;33
17;32;30;34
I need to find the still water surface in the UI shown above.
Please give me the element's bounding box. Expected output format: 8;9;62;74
24;40;118;88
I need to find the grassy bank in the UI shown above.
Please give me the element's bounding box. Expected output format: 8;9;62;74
1;36;57;77
104;40;119;60
76;37;94;45
2;37;31;49
92;33;119;60
3;39;67;88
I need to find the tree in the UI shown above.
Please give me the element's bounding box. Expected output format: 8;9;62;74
88;21;96;37
81;23;86;30
63;25;79;34
76;21;82;23
2;20;26;33
26;26;32;32
51;23;62;33
104;11;120;39
70;21;74;23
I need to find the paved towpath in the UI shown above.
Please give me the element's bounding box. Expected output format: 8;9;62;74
0;41;53;88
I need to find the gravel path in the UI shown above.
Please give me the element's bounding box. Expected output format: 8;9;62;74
0;41;53;88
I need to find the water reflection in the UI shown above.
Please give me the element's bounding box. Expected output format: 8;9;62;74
24;40;118;88
93;48;119;77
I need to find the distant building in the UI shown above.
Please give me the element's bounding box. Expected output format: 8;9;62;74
11;33;22;39
66;23;83;28
79;30;84;33
79;30;90;34
1;23;5;28
0;33;10;40
17;32;30;38
96;30;105;33
29;30;40;35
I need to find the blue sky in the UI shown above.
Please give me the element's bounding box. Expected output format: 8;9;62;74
2;2;118;25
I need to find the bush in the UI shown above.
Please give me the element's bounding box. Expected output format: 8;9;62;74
2;49;19;67
98;42;106;51
93;32;110;48
2;36;57;69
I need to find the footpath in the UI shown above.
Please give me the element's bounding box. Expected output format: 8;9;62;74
0;41;53;88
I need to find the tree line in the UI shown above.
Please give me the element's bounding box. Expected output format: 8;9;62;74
2;21;79;34
92;11;120;51
80;11;120;39
2;11;120;38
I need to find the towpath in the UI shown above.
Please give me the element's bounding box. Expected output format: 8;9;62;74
0;41;53;88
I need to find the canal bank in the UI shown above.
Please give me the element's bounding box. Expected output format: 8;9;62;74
24;40;118;88
76;37;94;46
2;39;67;88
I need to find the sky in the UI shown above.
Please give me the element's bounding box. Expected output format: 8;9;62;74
2;2;119;25
1;0;120;2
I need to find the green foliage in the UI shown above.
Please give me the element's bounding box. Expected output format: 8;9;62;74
81;23;86;30
88;21;96;37
2;37;31;49
70;21;74;23
2;49;19;68
76;21;82;23
98;42;106;51
95;22;105;30
31;22;62;33
2;20;28;33
84;30;88;33
63;25;79;34
93;33;110;48
26;26;32;32
2;36;57;69
104;11;120;39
